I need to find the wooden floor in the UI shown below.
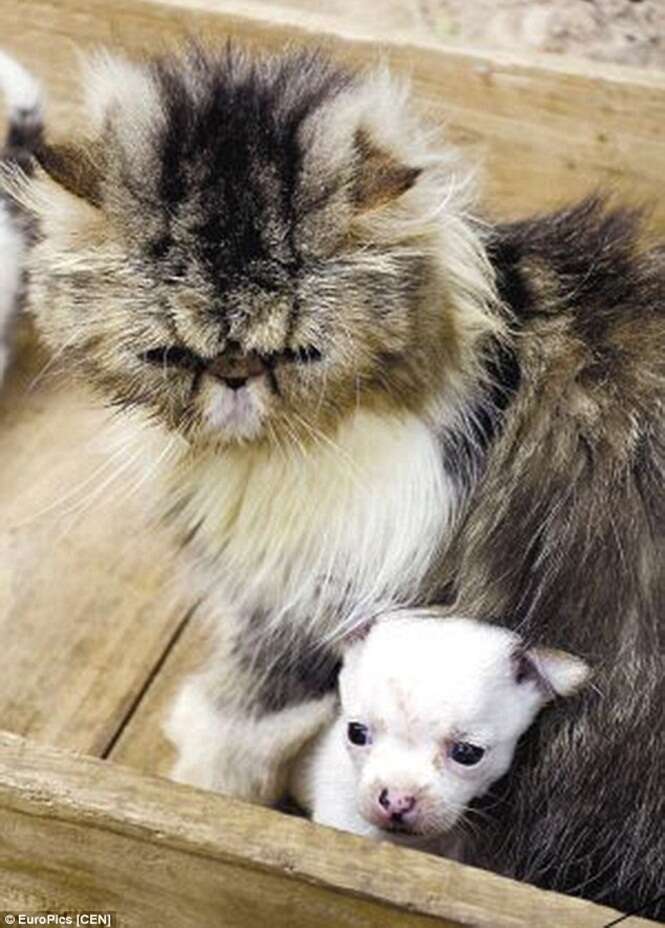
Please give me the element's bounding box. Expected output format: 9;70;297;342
0;327;204;773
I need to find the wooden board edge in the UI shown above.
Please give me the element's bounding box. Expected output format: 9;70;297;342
0;731;656;927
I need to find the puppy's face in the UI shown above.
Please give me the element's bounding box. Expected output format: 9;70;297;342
339;615;589;841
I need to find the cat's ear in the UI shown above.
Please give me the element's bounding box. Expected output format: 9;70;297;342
341;618;376;649
513;646;591;700
352;128;421;212
35;141;103;208
33;51;156;209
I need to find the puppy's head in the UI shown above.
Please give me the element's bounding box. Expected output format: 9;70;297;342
339;613;589;841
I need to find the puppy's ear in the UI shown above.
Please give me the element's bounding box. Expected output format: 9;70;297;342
352;129;421;213
513;647;591;700
341;618;376;648
36;141;103;208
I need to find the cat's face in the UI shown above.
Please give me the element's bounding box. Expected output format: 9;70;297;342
21;46;498;450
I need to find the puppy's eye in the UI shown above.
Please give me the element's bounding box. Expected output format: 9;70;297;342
283;346;322;364
140;346;202;371
449;742;485;766
347;722;370;746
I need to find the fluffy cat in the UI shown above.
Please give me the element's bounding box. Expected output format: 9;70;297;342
0;50;42;383
7;44;665;919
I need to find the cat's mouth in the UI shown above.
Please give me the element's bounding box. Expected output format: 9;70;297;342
205;378;267;442
140;341;327;444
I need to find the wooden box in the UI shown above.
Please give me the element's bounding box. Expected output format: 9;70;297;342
0;2;663;924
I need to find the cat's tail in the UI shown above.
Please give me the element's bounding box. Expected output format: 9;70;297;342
0;50;43;172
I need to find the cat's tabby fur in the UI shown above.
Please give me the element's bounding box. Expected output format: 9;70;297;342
7;44;665;919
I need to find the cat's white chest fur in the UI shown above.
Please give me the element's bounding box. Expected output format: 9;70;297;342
165;410;455;637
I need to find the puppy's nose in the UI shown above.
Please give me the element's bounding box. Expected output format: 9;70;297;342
207;344;266;389
378;788;417;823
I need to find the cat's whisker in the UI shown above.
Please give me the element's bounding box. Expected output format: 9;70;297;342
118;433;178;502
289;410;363;486
10;433;142;529
265;419;289;464
50;447;148;539
27;335;80;392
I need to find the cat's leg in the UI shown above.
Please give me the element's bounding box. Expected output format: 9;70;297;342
166;671;336;803
164;611;339;804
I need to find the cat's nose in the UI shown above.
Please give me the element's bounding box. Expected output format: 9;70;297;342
207;346;266;389
223;376;249;391
377;787;417;823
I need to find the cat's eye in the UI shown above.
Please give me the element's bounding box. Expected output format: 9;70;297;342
140;346;202;371
283;346;322;364
449;741;485;766
347;722;371;746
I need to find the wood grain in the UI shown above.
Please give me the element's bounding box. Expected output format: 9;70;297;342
0;330;188;755
0;0;664;226
0;730;656;928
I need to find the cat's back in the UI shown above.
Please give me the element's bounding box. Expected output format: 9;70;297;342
491;197;665;402
455;197;665;917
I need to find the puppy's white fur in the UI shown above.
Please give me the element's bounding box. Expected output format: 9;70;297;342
290;613;589;856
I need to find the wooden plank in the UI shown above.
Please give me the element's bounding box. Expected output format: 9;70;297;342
0;1;664;226
110;613;207;776
0;730;655;928
161;0;432;44
0;329;189;754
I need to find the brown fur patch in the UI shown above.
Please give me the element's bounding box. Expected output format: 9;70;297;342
352;129;421;212
36;141;103;207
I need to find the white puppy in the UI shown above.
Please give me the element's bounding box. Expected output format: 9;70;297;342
290;612;590;857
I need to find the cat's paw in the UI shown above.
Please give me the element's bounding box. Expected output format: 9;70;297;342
164;675;223;791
